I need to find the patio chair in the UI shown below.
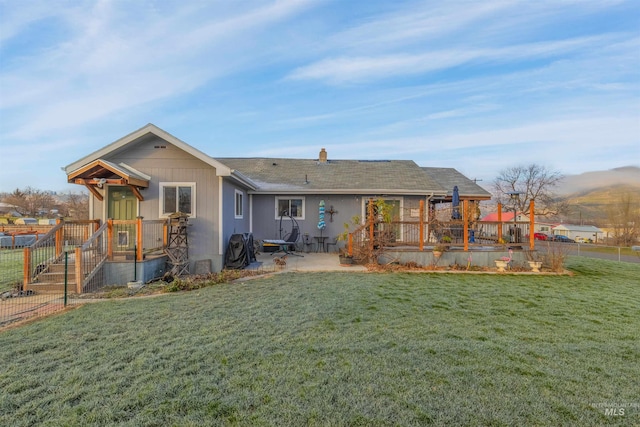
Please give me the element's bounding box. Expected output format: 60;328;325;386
325;237;338;253
264;226;303;257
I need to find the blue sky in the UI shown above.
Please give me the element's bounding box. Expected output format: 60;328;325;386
1;0;638;193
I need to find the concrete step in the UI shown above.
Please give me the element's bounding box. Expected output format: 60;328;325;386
37;271;76;283
45;263;75;273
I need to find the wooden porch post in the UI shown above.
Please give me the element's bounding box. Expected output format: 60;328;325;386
23;247;31;289
107;219;113;260
529;199;535;250
419;200;424;251
463;199;469;251
163;221;168;248
55;221;63;258
136;216;143;262
497;203;503;243
75;247;83;293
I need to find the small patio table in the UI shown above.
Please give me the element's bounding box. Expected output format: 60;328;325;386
314;236;328;252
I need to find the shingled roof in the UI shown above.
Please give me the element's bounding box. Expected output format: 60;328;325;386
421;167;491;199
217;157;447;195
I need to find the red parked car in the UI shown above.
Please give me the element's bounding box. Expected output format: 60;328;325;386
534;232;550;241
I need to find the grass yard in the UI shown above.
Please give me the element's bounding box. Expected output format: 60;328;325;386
0;257;638;426
0;248;52;292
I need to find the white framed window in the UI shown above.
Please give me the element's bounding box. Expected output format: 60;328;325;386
159;182;196;218
275;197;305;219
235;189;244;219
362;197;403;241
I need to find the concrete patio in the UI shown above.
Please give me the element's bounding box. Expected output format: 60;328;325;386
253;251;367;272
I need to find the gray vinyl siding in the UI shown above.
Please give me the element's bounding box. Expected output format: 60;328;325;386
102;134;223;272
251;194;366;243
221;179;251;258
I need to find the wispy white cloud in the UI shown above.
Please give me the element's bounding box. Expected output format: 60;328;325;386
0;0;637;192
0;0;314;140
287;35;619;84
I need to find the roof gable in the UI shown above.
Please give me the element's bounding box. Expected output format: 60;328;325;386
64;123;232;177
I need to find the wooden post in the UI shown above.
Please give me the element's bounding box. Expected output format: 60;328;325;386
75;247;83;294
497;203;503;243
463;199;469;251
348;233;353;257
23;247;31;289
419;200;424;251
529;199;535;250
163;221;168;248
55;223;63;258
136;216;143;261
107;219;113;260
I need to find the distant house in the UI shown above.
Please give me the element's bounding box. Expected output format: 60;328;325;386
64;123;491;273
480;211;530;223
0;202;22;218
552;224;603;242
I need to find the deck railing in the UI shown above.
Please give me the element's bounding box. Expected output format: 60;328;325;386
75;222;109;293
22;218;168;292
24;220;100;289
348;199;536;256
108;218;167;261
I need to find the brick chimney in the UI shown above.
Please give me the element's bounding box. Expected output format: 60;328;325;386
319;148;327;163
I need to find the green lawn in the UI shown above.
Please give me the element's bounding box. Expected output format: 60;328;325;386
0;248;52;292
0;249;24;292
1;257;638;426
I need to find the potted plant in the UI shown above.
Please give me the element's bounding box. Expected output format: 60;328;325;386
525;250;543;272
338;248;354;266
433;236;451;258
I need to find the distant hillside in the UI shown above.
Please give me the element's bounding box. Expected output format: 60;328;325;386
557;166;640;195
556;166;640;223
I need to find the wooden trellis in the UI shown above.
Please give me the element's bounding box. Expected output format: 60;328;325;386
165;213;190;277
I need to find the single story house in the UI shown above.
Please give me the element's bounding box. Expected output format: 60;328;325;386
552;224;604;242
64;124;491;273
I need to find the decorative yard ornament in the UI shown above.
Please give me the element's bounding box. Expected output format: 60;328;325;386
327;205;338;222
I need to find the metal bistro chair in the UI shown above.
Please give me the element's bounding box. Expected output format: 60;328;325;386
325;237;338;253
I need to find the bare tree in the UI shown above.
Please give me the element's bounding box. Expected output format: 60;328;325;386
2;187;55;216
493;164;566;217
606;192;639;246
2;188;28;215
60;191;90;219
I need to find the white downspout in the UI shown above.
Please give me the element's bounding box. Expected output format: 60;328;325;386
249;194;253;233
218;177;224;255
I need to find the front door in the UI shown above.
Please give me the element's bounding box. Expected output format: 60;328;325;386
108;186;138;251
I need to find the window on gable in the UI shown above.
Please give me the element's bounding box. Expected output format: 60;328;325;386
160;182;196;217
235;190;244;219
275;197;305;219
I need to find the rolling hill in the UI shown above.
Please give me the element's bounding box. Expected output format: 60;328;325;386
557;166;640;223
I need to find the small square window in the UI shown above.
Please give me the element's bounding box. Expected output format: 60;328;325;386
275;197;305;219
160;182;196;218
